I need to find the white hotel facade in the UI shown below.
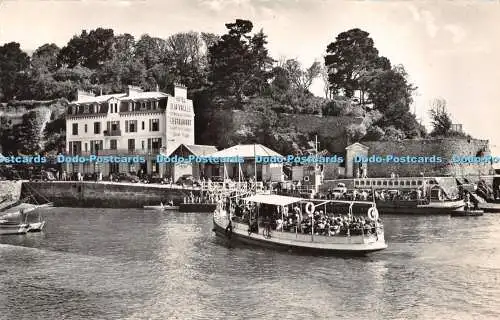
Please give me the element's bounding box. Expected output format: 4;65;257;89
65;84;195;176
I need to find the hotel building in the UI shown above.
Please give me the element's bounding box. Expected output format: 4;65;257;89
65;84;194;177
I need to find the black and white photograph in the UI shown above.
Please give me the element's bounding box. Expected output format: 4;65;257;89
0;0;499;319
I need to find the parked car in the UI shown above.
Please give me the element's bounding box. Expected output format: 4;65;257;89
112;172;140;183
147;175;168;184
30;170;56;182
210;176;224;183
176;174;200;187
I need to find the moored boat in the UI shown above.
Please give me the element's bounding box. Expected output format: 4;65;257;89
213;194;387;255
376;198;465;214
27;221;47;232
143;202;179;211
0;219;29;235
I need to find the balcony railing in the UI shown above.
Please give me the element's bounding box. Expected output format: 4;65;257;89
103;129;122;136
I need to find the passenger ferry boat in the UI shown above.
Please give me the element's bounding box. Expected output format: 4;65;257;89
212;194;387;255
374;185;464;214
319;177;465;215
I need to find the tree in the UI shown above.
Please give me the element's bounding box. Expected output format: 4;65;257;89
0;42;30;100
320;64;330;99
429;98;452;136
165;31;207;90
31;43;60;74
134;34;168;70
58;28;116;69
324;28;382;99
208;19;274;104
280;58;321;92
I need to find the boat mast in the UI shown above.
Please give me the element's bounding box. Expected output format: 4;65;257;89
254;143;257;192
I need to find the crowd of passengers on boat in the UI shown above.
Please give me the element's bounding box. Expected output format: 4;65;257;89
319;188;431;202
227;199;382;237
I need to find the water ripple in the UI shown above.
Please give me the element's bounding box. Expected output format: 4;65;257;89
1;209;500;319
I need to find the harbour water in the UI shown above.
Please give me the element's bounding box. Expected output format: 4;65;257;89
1;208;500;320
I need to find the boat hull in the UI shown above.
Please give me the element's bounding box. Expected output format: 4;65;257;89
213;215;387;256
0;224;28;235
143;206;179;211
179;203;217;213
450;210;484;217
376;199;465;215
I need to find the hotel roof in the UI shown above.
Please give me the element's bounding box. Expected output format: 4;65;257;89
71;91;170;104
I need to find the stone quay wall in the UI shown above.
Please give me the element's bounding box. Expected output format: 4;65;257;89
0;181;23;201
362;138;493;178
21;182;201;208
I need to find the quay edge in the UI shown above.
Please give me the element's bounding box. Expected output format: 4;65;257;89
20;181;202;208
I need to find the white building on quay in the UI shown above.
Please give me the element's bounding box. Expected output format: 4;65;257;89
65;84;194;177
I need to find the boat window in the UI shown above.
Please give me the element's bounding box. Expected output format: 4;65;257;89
394;181;398;186
377;181;381;185
388;181;393;186
416;181;421;185
383;181;387;186
360;181;365;185
405;181;410;186
366;181;371;186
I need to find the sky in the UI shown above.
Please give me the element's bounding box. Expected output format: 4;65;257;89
1;0;499;152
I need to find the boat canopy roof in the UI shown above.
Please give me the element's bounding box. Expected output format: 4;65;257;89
242;194;304;206
242;194;375;206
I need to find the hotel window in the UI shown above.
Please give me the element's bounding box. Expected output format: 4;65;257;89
109;103;113;113
148;138;161;151
141;141;145;150
128;102;133;112
90;140;103;153
84;105;89;113
125;120;137;133
128;139;135;152
149;119;159;131
84;143;88;152
115;103;118;113
142;121;145;130
94;122;101;134
84;124;88;133
72;123;78;135
141;102;146;110
106;121;120;132
110;139;117;150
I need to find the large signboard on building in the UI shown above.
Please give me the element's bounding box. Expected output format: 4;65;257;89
166;96;195;146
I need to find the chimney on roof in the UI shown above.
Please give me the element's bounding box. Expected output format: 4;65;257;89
77;89;96;102
174;82;187;99
127;85;144;97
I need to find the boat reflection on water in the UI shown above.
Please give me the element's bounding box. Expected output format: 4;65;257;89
213;193;387;255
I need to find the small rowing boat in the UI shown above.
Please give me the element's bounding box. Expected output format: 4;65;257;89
143;202;179;211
